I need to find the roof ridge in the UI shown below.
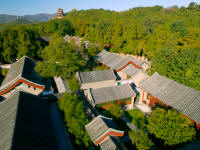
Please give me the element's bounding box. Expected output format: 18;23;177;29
139;72;159;87
20;56;31;78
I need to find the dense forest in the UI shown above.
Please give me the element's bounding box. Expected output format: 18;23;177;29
0;2;199;90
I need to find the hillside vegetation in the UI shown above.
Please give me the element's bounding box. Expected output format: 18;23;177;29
0;2;199;90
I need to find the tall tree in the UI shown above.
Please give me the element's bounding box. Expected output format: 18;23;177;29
58;92;91;148
35;38;86;78
129;130;154;150
147;108;195;146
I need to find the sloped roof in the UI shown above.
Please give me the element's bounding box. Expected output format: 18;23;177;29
0;56;44;93
85;115;124;145
54;77;69;93
99;136;127;150
0;91;58;149
131;71;150;87
77;69;116;84
120;64;141;77
139;72;200;123
95;50;147;71
89;83;136;105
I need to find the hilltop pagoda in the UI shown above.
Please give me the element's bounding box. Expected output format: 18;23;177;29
54;8;64;19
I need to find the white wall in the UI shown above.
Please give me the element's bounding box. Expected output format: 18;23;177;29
81;80;116;90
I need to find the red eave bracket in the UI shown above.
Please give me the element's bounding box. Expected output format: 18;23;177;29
0;79;45;96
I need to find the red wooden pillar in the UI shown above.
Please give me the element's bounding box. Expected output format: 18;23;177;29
106;102;109;109
119;99;121;104
152;96;155;104
142;91;144;102
192;120;195;126
130;98;132;105
197;123;200;130
126;74;129;79
156;98;159;104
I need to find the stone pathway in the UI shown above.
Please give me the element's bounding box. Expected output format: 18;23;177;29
121;115;138;131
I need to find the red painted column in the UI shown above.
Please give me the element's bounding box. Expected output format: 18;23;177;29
106;102;109;109
156;98;159;105
142;91;144;102
119;99;121;104
192;120;195;126
197;123;200;130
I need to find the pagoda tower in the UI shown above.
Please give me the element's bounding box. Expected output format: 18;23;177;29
54;8;64;19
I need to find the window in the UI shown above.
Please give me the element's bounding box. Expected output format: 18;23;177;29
147;93;151;100
96;104;101;107
101;103;106;106
121;99;126;102
127;98;131;102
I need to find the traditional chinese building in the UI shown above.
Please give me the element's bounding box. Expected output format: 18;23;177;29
139;72;200;129
0;91;59;149
95;50;149;82
0;56;45;99
85;115;126;150
76;69;116;89
87;83;136;109
54;8;64;19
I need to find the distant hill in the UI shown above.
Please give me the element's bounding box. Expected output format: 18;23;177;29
0;13;55;24
9;18;33;25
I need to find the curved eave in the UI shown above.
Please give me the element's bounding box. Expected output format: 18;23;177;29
94;129;124;145
0;79;45;96
116;61;142;72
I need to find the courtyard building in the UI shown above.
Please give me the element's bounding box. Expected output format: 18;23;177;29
0;56;45;99
87;83;137;109
85;115;126;150
0;91;59;149
95;50;149;84
139;72;200;128
76;69;116;90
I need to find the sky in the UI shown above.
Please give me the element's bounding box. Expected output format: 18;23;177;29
0;0;199;16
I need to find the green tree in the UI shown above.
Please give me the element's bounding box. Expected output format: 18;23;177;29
147;108;195;146
149;48;200;90
106;104;124;119
58;92;91;148
35;38;86;78
129;130;154;150
1;25;18;62
68;76;80;91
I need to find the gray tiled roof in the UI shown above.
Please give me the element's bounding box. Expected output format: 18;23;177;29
0;56;44;93
139;72;200;123
121;64;141;77
95;50;146;71
99;136;127;150
0;91;58;150
77;70;116;84
85;115;124;144
90;83;136;105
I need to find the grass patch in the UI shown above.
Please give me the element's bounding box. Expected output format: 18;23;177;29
125;109;148;130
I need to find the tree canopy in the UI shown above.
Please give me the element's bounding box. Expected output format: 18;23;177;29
147;108;195;146
148;47;200;90
129;130;154;150
58;92;91;149
105;104;124;119
35;38;86;78
0;24;43;62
